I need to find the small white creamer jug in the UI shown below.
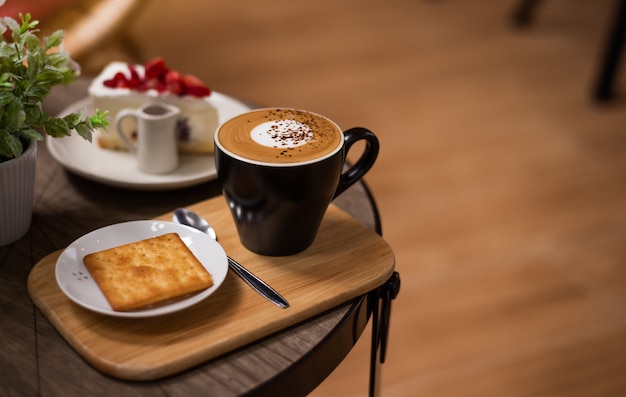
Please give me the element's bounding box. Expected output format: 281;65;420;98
115;102;180;174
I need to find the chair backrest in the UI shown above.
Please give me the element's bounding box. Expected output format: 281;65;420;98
40;0;141;65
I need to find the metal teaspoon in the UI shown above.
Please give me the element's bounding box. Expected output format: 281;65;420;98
173;207;290;309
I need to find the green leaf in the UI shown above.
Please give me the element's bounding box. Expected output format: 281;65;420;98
3;101;25;126
43;118;70;138
75;123;93;142
24;104;43;125
45;30;64;48
23;31;41;52
0;72;10;81
24;83;50;100
46;52;69;68
63;112;82;126
0;46;14;61
27;58;42;81
18;13;37;34
20;127;44;142
90;110;110;128
35;69;64;84
0;132;24;158
0;90;14;105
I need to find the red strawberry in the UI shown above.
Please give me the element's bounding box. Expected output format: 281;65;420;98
103;72;129;88
144;57;168;80
164;70;184;95
143;77;159;91
127;65;142;89
182;74;211;97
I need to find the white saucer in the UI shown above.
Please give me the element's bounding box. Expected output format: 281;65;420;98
55;221;229;318
47;92;251;190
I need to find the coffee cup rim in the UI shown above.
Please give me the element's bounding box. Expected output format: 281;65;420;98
214;108;343;167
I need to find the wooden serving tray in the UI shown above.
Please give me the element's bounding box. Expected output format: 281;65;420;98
27;196;395;381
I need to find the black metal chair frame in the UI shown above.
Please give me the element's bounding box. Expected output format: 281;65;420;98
513;0;626;102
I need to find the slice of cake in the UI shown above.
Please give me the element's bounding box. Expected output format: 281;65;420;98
89;58;219;154
83;233;214;311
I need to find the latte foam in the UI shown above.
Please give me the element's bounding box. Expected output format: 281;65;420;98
216;108;343;164
251;120;313;148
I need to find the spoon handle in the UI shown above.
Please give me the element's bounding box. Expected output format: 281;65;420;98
227;257;290;308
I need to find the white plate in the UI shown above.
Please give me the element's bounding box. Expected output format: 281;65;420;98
55;221;228;318
47;92;251;190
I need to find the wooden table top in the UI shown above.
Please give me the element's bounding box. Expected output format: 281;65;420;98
0;81;388;396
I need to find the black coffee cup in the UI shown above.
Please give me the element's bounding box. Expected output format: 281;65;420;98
215;108;379;256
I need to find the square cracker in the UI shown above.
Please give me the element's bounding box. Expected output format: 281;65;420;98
83;233;213;311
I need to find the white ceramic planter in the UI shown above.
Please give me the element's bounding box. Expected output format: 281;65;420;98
0;141;37;246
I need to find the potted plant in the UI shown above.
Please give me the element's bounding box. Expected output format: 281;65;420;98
1;8;108;246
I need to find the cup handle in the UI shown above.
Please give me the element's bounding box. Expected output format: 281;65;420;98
115;109;138;153
333;127;380;199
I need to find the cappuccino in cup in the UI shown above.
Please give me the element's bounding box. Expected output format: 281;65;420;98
216;108;343;164
215;108;379;256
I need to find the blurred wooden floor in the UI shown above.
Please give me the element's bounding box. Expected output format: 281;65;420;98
89;0;626;395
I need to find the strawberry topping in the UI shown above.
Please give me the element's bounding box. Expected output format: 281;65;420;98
102;57;211;97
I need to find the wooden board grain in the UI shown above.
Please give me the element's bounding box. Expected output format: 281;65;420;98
27;196;394;381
